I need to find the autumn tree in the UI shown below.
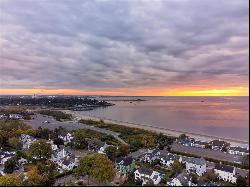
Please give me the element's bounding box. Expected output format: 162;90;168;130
0;174;22;186
28;140;52;162
76;153;115;184
24;166;49;186
118;144;130;157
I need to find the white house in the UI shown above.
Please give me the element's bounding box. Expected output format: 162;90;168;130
185;157;206;176
228;146;249;156
51;148;71;162
87;138;109;153
47;140;59;151
191;141;208;149
9;114;23;120
59;133;74;144
134;167;165;185
167;172;194;186
160;153;182;168
141;149;160;164
214;163;236;184
57;155;78;173
0;151;16;165
20;134;36;150
209;140;229;151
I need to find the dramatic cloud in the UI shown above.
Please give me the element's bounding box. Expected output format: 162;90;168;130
0;0;249;95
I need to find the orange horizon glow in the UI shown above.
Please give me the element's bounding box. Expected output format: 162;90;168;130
0;86;248;96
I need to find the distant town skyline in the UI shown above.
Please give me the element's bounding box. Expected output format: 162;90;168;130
0;0;249;96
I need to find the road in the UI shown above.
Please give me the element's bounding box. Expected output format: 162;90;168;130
26;114;127;145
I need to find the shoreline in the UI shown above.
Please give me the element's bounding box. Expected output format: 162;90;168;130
64;110;249;146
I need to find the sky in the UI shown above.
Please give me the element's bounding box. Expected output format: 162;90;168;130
0;0;249;96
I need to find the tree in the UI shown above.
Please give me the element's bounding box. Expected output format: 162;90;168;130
76;153;115;184
118;144;130;157
171;161;184;174
4;157;18;174
24;166;49;186
8;137;23;150
236;176;247;186
141;134;156;148
156;133;174;150
203;171;218;182
129;140;143;152
221;146;228;153
104;146;117;161
73;130;89;149
205;144;212;149
28;140;52;161
53;137;64;146
0;174;22;186
179;134;187;140
189;172;198;184
242;155;249;167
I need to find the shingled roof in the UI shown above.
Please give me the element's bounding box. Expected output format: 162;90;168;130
215;163;234;173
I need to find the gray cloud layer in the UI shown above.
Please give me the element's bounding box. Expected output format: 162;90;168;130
0;0;249;91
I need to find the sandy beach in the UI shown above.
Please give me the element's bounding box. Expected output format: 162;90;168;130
64;110;249;147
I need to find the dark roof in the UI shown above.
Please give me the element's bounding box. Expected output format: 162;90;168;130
137;167;153;176
115;156;134;166
176;172;192;186
87;138;105;148
210;140;229;147
215;163;234;173
161;153;180;162
186;157;206;166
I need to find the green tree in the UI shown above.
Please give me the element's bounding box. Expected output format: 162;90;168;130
4;157;18;174
8;137;23;150
236;176;247;186
221;146;228;152
179;134;187;140
242;155;249;167
190;172;198;184
205;144;212;149
76;153;115;184
171;160;184;174
202;171;218;182
28;140;52;161
104;146;117;161
0;174;22;186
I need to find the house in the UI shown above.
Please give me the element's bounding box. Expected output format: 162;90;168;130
51;148;71;162
47;139;59;151
141;148;160;164
228;146;249;156
134;167;165;185
178;137;195;147
20;134;36;150
0;151;16;164
214;163;236;183
209;140;230;151
185;157;206;176
86;138;109;153
9;114;23;120
167;172;193;186
191;141;208;149
160;153;182;168
115;156;135;176
59;133;74;144
57;154;78;173
0;114;8;120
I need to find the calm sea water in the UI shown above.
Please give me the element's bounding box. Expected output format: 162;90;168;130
78;96;249;141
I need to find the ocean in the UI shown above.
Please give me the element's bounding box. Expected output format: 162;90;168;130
76;96;249;142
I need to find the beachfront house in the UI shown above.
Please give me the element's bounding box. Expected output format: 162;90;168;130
191;141;208;149
214;163;236;184
167;172;193;186
160;153;182;168
115;156;135;176
228;146;249;156
134;167;165;185
141;148;161;164
177;137;195;147
86;138;109;153
209;140;230;151
185;157;206;176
